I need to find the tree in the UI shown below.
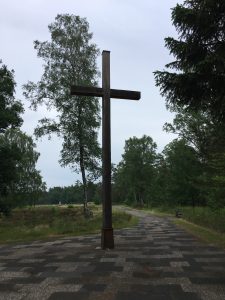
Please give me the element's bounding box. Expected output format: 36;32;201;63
38;181;98;205
5;129;46;195
23;14;101;212
114;135;158;206
0;61;24;214
0;129;46;208
164;107;216;162
0;61;24;133
154;0;225;120
0;137;22;215
164;107;225;208
162;139;202;207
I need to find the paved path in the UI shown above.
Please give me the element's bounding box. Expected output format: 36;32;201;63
0;208;225;300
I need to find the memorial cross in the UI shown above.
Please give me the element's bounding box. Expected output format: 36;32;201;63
71;50;141;249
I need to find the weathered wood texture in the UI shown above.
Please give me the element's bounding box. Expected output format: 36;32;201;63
71;86;140;100
70;50;141;249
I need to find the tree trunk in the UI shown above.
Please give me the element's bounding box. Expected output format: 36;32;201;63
139;194;144;207
133;191;137;206
80;147;88;213
78;103;88;213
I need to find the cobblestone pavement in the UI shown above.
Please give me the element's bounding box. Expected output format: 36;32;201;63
0;208;225;300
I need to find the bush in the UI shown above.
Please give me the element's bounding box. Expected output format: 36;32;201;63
0;196;13;216
67;204;74;209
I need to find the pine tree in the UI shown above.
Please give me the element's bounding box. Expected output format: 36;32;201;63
154;0;225;120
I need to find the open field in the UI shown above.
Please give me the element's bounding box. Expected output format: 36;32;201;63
0;204;138;243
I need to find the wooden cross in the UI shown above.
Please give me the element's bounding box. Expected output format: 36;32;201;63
71;50;141;249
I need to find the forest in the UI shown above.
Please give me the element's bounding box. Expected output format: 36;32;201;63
1;0;225;225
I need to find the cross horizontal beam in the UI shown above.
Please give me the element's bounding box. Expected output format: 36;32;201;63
71;85;141;100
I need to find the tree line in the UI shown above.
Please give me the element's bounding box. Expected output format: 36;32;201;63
38;181;100;205
1;0;225;213
1;15;101;215
0;62;46;215
152;0;225;210
114;0;225;211
112;131;223;210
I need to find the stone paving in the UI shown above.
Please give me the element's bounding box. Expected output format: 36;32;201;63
0;208;225;299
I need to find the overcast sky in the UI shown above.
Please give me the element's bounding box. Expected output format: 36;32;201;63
0;0;181;188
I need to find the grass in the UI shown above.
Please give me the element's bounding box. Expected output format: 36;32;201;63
178;206;225;233
0;205;138;244
152;206;225;233
174;218;225;248
127;204;225;248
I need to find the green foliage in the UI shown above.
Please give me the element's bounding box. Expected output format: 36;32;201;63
112;210;138;229
207;152;225;209
154;0;225;120
153;0;225;214
113;135;204;209
0;61;45;214
164;107;225;208
163;108;213;161
23;14;101;211
0;206;138;243
0;61;24;133
153;205;225;234
0;137;22;197
113;135;158;206
3;129;45;194
175;218;225;249
0;129;46;212
38;181;98;205
0;61;24;202
67;204;74;209
161;139;202;206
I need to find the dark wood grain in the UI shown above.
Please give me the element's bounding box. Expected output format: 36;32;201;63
71;86;140;100
70;50;141;250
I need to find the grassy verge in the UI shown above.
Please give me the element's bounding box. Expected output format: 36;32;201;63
130;205;225;248
0;205;138;244
138;206;225;232
174;218;225;248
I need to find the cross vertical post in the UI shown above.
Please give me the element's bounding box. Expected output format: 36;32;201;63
70;50;141;250
101;51;114;249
